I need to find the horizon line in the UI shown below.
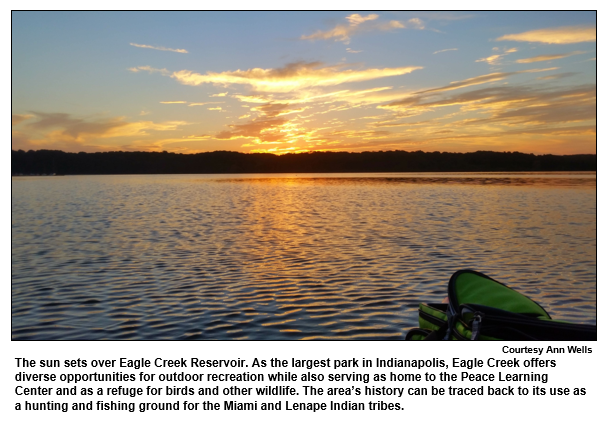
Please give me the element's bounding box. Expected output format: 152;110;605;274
11;149;597;157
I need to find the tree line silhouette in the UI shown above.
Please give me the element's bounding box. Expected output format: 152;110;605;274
12;149;596;175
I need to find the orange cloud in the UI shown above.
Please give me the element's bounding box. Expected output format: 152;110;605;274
170;61;422;93
516;51;586;63
22;112;189;144
13;114;190;153
12;114;33;126
247;146;310;154
103;121;189;137
216;117;289;143
476;54;503;65
301;13;379;43
233;94;273;103
214;112;321;146
536;72;578;80
251;103;307;117
12;129;104;152
476;47;517;65
496;26;596;44
159;101;222;106
301;14;421;44
346;13;379;26
127;66;170;75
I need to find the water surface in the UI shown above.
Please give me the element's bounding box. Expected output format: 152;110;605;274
11;172;596;340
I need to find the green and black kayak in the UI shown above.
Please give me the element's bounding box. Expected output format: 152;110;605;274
406;270;596;341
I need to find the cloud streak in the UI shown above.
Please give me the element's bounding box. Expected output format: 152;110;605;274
496;26;596;44
417;67;556;95
128;66;171;75
515;51;586;63
536;72;578;80
170;61;422;92
188;102;222;106
159;101;223;106
381;83;595;128
130;43;188;53
433;48;458;54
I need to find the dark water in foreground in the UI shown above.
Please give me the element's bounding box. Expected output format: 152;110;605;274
11;172;596;340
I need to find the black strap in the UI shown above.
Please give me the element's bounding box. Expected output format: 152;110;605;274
423;322;448;340
405;328;435;340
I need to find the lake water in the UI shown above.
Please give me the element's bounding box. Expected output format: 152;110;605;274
11;172;596;340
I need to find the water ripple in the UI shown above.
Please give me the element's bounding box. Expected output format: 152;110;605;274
12;173;596;339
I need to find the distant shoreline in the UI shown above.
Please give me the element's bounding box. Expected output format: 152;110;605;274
11;150;596;175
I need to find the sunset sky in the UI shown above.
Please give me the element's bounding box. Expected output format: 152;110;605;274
12;11;596;155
